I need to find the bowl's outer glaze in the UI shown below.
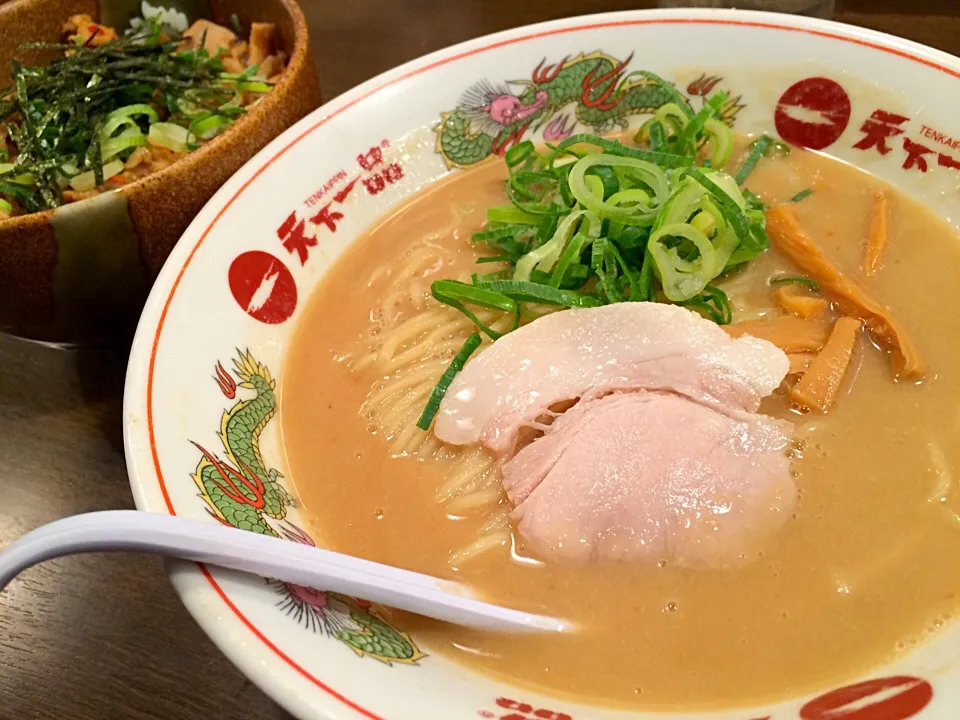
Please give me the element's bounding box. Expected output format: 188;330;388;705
124;9;960;720
0;0;320;339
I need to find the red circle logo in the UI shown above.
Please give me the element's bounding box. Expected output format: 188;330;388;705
227;251;297;325
800;676;933;720
774;77;852;150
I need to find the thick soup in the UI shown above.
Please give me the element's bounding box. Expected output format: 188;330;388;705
281;134;960;709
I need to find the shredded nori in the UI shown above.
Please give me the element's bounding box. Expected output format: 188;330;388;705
0;20;253;211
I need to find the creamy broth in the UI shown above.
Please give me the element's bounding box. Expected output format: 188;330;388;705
281;142;960;709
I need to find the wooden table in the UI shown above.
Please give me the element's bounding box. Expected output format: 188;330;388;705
0;1;957;718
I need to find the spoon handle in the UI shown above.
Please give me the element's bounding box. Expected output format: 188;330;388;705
0;510;566;633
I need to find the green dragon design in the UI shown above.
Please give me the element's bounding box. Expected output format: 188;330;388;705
192;350;291;534
190;349;424;665
435;52;745;167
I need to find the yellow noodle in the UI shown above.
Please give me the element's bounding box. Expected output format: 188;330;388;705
436;448;497;502
448;507;512;564
448;530;511;565
351;239;518;563
446;485;505;515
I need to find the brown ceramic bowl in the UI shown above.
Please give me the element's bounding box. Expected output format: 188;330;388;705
0;0;321;340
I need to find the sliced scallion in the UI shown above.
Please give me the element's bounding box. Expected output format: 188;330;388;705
734;135;774;185
474;280;602;308
148;122;193;152
680;285;732;325
416;332;483;430
69;159;124;191
770;275;820;292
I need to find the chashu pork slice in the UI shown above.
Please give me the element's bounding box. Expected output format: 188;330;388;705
502;391;795;567
434;302;789;454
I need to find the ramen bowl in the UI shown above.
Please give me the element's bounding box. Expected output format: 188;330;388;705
124;8;960;720
0;0;320;340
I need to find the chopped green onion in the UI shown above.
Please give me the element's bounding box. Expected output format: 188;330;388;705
475;279;602;308
592;238;623;303
514;209;599;281
790;188;814;203
148;122;193;152
680;285;733;325
505;140;535;168
685;167;757;251
69;159;124;191
0;180;36;204
431;279;517;339
472;269;512;284
237;80;272;93
586;164;619;199
611;224;649;251
100;128;147;161
635;246;655;302
473;224;532;242
676;91;727;157
648;222;717;302
703;118;733;169
647;121;666;152
100;116;138;142
189;114;230;140
734;135;773;185
568;153;669;225
551;134;693;170
742;189;768;211
530;265;589;290
653;103;690;133
770;275;820;292
416;332;482;430
487;204;540;225
548;232;591;288
106;103;160;124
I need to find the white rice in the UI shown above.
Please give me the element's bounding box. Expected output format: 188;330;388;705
128;1;190;34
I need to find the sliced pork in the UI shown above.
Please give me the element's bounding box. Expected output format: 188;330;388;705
433;302;796;567
434;302;789;453
502;391;794;566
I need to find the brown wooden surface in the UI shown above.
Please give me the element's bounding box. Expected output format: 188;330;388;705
0;2;957;718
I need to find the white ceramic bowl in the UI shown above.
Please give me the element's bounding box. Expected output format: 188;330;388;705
123;9;960;720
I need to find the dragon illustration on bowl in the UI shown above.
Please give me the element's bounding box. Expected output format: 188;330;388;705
435;52;745;167
189;349;423;665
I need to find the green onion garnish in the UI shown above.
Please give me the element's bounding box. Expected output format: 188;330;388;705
474;280;602;308
734;135;773;185
770;276;821;292
680;285;733;325
417;102;785;425
431;280;517;340
790;188;814;203
416;332;483;431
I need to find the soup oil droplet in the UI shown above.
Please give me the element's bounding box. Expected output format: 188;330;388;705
665;602;678;613
374;508;384;520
